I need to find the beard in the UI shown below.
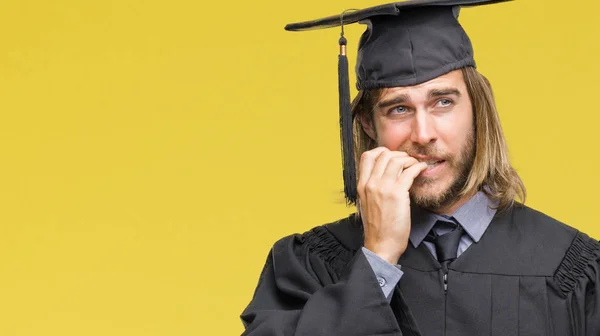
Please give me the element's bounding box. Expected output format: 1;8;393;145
401;131;476;212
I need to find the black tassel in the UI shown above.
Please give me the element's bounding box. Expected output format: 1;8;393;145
338;36;357;204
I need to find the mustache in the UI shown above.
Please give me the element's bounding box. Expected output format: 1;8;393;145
399;144;451;161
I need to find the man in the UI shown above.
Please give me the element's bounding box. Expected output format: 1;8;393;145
241;0;600;335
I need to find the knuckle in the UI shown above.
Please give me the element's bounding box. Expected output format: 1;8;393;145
382;151;395;159
387;194;400;202
378;185;394;196
378;153;390;162
357;183;367;196
398;173;416;186
389;156;405;164
365;182;378;194
408;158;419;166
361;151;375;161
382;185;396;195
391;151;408;159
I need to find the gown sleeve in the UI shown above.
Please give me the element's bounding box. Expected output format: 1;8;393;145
554;232;600;335
240;228;403;336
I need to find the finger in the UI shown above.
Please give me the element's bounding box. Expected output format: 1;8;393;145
398;157;422;179
370;150;409;180
358;147;389;194
381;156;419;182
396;162;428;191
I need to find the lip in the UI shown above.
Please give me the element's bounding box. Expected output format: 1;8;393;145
413;155;444;162
419;160;446;178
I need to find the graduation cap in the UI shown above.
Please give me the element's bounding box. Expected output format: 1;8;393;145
285;0;513;205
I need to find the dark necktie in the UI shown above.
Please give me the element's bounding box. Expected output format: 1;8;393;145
425;220;464;269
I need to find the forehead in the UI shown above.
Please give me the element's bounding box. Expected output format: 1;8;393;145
380;69;466;98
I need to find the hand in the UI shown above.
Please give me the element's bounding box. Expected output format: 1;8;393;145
358;147;428;264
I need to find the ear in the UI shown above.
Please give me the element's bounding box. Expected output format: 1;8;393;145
359;113;377;141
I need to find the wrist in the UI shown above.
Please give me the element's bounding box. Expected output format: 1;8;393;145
364;243;406;264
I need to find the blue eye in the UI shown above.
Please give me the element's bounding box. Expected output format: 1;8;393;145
437;99;453;107
391;106;408;114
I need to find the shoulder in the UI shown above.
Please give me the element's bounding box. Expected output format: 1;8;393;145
508;204;599;250
510;204;600;295
554;230;600;297
508;204;578;237
501;204;580;253
460;204;591;275
271;214;363;277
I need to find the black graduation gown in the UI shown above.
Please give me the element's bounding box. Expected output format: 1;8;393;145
241;205;600;335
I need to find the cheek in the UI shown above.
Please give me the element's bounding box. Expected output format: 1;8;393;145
374;119;412;148
438;109;473;153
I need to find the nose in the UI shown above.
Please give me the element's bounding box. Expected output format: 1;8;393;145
410;110;437;145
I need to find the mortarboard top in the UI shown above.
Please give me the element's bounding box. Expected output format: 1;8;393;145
285;0;513;205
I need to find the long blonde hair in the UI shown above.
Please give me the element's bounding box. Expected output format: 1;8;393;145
351;67;525;211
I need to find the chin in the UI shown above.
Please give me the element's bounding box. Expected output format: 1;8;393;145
410;178;454;210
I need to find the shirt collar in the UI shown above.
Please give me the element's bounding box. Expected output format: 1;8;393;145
409;191;497;248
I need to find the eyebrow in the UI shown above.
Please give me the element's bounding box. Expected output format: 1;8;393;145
429;88;461;99
377;94;410;109
376;88;462;110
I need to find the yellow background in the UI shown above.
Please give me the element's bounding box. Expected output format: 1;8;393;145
0;0;598;335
